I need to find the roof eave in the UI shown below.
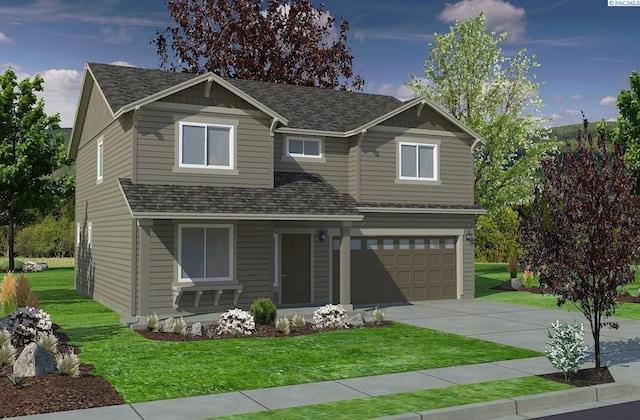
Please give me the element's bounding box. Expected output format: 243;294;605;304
130;212;364;221
356;206;487;215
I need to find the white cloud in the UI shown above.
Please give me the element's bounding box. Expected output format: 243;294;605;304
598;96;617;106
354;31;366;44
571;94;583;101
0;31;15;44
553;95;564;102
109;61;135;67
100;25;134;44
439;0;526;42
547;109;583;126
375;83;416;101
37;69;82;127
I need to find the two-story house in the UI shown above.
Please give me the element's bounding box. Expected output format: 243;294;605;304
69;62;485;322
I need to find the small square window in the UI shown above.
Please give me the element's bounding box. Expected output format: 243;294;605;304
415;239;425;249
399;239;410;250
350;239;361;250
383;239;394;250
367;239;378;250
332;239;341;251
286;137;322;158
430;239;440;249
445;239;455;249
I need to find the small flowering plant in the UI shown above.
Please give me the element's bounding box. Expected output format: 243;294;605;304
545;320;590;382
5;307;53;346
216;308;255;336
313;304;348;329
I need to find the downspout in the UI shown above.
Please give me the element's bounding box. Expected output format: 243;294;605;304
269;118;280;189
355;129;367;202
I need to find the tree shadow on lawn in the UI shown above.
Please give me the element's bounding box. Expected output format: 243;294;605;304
475;274;513;298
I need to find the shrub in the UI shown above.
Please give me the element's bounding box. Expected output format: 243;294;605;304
275;317;290;335
475;207;523;262
545;320;590;382
291;312;306;327
7;375;28;388
37;333;59;354
4;307;53;346
250;297;277;325
14;215;75;258
523;270;534;288
173;317;188;336
146;313;160;332
14;275;39;308
371;307;386;324
55;351;81;377
507;256;519;278
313;304;348;329
0;343;17;367
0;329;11;347
0;272;17;315
216;308;255;336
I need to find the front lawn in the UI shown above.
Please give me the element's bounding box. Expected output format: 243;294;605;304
24;269;541;403
476;263;640;319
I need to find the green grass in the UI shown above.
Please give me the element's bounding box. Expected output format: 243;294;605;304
23;269;541;403
217;376;572;419
0;257;74;270
476;263;640;319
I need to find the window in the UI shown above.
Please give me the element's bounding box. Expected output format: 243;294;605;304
87;224;93;246
76;224;81;245
430;239;440;249
97;140;103;181
383;239;394;250
367;239;378;250
286;137;322;158
399;142;437;180
179;122;234;169
179;225;233;282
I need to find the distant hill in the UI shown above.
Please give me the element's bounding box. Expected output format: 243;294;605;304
549;121;616;143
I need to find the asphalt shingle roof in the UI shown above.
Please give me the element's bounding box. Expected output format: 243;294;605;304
87;62;403;133
119;172;361;218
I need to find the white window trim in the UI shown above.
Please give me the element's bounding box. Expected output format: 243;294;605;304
96;140;103;183
178;121;235;170
76;223;81;245
87;223;93;247
177;224;234;282
285;136;323;159
398;141;438;181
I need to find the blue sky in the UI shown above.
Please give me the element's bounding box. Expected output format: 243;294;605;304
0;0;638;128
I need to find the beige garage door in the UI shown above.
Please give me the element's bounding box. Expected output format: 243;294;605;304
333;237;456;304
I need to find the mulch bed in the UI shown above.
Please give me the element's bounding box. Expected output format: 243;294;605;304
538;366;615;387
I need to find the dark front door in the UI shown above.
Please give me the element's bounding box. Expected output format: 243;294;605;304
281;234;311;304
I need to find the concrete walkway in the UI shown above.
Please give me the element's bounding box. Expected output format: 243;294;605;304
15;300;640;419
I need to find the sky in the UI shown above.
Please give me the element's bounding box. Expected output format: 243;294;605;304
0;0;639;128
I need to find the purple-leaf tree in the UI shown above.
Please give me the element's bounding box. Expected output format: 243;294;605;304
521;117;640;370
152;0;364;91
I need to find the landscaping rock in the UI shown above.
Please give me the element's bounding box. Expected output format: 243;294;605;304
22;261;43;273
162;317;174;333
13;343;55;377
501;278;522;290
190;322;203;336
0;316;8;330
37;262;49;271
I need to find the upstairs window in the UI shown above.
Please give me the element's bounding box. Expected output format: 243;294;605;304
399;142;437;181
179;122;234;169
286;137;322;158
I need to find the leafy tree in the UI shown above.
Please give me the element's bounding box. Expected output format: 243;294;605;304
615;71;640;190
475;206;522;262
408;12;553;211
521;118;640;370
153;0;364;90
0;68;70;271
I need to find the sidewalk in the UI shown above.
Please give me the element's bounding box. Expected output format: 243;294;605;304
14;300;640;419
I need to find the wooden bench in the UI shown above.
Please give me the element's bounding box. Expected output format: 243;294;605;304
172;284;243;308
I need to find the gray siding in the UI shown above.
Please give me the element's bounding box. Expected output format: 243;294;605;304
359;129;474;205
313;234;331;302
273;134;350;193
78;81;113;147
135;105;273;187
160;83;259;111
75;113;133;316
380;106;460;132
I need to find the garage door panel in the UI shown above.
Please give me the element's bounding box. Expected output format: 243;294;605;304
333;236;457;304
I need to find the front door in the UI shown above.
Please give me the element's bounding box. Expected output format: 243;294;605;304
281;234;311;304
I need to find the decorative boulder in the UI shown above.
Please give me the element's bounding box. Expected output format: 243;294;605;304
38;262;49;271
501;278;522;290
13;343;55;377
190;322;204;336
22;261;43;273
162;317;174;333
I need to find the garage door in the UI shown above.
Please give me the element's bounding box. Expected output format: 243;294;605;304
332;237;456;304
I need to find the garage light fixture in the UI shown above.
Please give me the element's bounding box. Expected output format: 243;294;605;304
465;232;473;241
319;230;327;242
